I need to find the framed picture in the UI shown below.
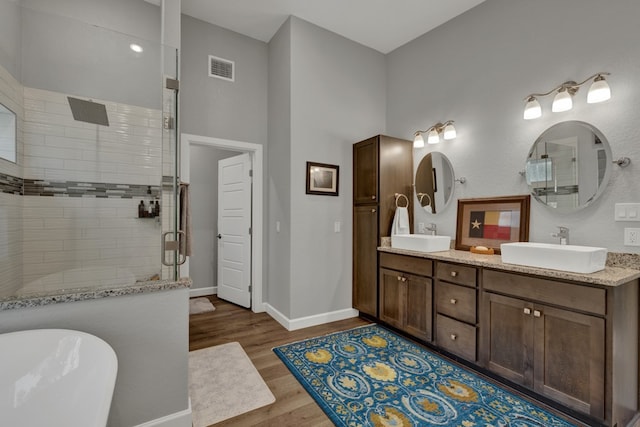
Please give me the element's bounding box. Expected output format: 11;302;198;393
306;162;339;196
455;195;530;253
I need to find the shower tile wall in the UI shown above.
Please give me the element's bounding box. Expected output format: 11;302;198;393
0;65;23;295
9;82;164;294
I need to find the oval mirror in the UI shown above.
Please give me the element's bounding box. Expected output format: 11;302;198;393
0;102;16;163
415;152;455;214
525;121;611;213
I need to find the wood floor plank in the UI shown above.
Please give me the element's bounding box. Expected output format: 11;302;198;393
189;295;368;426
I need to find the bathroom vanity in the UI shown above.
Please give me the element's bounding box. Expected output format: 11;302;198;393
376;246;640;427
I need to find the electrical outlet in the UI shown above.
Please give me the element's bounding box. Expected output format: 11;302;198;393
624;228;640;246
418;222;425;234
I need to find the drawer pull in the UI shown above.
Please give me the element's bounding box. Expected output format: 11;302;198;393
533;310;542;318
523;308;531;315
450;298;457;305
371;195;376;200
401;277;407;282
450;271;458;277
371;208;376;213
397;276;402;281
450;334;457;341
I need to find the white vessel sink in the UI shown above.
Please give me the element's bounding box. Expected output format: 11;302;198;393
0;329;118;427
501;242;607;274
391;234;451;253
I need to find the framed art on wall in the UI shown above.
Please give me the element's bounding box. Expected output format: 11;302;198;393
455;195;530;253
306;162;339;196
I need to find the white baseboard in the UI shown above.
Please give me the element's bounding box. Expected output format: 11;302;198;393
264;303;359;331
189;286;216;298
133;403;191;427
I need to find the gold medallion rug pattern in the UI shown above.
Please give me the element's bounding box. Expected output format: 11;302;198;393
274;325;578;427
189;342;275;426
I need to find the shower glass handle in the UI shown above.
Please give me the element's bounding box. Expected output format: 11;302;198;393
162;231;186;266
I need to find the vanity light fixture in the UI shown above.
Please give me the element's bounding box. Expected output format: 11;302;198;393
523;72;611;120
413;120;456;148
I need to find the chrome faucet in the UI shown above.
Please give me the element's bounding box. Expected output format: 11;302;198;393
551;226;569;245
425;223;437;235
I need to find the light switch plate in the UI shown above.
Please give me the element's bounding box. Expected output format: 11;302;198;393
615;203;640;221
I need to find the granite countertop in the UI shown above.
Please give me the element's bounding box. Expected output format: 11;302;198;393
378;246;640;287
0;278;192;311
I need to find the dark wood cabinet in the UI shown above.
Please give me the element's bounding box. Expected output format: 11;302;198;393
481;269;637;425
379;253;433;341
434;261;479;361
352;135;413;317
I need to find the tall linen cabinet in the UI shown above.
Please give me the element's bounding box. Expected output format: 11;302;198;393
352;135;413;317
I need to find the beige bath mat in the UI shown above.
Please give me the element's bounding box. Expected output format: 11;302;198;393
189;297;215;315
189;342;275;426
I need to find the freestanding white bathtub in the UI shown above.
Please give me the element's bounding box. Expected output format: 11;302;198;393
0;329;118;427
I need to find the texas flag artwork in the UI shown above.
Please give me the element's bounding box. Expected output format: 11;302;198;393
469;210;514;240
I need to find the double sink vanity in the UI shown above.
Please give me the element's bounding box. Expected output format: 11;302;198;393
377;240;639;427
352;127;640;427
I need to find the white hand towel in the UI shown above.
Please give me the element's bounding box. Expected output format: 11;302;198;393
391;207;410;235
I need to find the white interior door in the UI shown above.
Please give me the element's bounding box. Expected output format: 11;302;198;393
217;153;252;307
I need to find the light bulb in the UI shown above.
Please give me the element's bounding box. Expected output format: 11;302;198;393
551;89;573;112
523;96;542;120
587;76;611;103
413;133;424;148
443;123;456;140
427;128;440;144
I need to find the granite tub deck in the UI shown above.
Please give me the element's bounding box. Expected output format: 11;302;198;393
378;246;640;287
0;278;192;310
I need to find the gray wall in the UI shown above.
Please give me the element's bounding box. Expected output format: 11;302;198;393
267;19;292;317
286;17;386;319
180;14;268;145
19;2;162;109
0;0;21;79
387;0;640;252
0;289;190;427
189;145;240;291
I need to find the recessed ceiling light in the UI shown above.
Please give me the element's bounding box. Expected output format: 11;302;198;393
130;43;143;53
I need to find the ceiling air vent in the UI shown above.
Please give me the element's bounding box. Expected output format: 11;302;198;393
208;55;234;82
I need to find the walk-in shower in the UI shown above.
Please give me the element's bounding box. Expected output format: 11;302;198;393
0;1;180;299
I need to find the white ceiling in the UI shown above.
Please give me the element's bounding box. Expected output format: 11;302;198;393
178;0;486;54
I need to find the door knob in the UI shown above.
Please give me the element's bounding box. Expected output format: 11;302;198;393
371;208;376;213
217;234;222;239
371;195;376;200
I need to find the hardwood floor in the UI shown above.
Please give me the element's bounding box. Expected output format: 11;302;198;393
189;295;590;427
189;295;369;426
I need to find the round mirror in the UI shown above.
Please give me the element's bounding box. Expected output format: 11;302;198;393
525;121;611;213
415;152;455;214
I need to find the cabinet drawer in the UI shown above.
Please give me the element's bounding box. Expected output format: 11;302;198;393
436;314;477;361
380;252;433;276
436;262;477;287
483;269;606;316
436;282;476;324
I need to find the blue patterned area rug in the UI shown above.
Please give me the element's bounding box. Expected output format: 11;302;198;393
273;324;578;427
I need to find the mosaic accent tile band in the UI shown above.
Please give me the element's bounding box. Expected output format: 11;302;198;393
0;172;173;198
0;172;23;195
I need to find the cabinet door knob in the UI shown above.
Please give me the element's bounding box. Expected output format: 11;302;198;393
450;271;458;277
371;195;376;200
450;298;457;305
397;276;402;281
371;208;376;213
523;308;531;315
450;334;457;340
533;310;542;318
401;277;407;282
